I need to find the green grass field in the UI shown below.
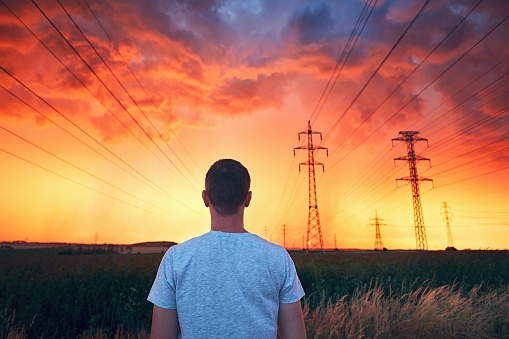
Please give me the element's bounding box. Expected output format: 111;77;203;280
1;248;508;338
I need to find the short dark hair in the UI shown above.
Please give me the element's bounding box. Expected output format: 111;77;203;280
205;159;250;216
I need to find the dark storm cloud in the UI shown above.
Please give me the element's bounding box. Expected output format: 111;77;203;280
286;2;337;44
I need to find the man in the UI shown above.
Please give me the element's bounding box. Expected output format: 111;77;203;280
148;159;306;338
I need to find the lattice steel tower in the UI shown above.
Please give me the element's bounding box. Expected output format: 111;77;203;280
369;210;386;251
294;121;328;252
392;131;432;251
442;202;454;248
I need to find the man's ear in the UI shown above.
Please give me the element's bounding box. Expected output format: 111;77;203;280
202;190;209;207
244;191;252;207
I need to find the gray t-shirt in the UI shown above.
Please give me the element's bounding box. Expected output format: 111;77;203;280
147;230;305;338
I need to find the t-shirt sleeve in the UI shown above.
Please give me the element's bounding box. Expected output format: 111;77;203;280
279;250;305;304
147;249;177;309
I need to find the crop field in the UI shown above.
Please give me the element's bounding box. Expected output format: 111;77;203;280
1;248;508;338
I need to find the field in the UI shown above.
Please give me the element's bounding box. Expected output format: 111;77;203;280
1;248;508;338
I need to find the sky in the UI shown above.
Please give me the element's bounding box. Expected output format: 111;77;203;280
0;0;508;250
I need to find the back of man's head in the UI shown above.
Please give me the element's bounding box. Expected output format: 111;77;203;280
205;159;250;216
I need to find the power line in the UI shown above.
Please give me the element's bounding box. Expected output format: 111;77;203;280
1;0;203;211
29;0;198;190
325;14;508;179
54;0;200;191
270;131;308;229
434;148;509;181
322;6;508;192
309;0;378;124
0;71;198;213
0;146;175;220
269;154;300;229
388;13;509;134
417;71;509;137
326;0;485;159
81;0;203;182
322;0;432;144
0;124;172;214
0;0;181;178
434;165;509;189
420;107;509;180
318;12;507;220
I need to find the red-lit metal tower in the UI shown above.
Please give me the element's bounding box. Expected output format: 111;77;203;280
294;121;328;252
441;202;454;248
392;131;432;251
369;210;385;251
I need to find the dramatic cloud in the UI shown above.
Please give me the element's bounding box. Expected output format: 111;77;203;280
0;0;506;150
286;2;337;44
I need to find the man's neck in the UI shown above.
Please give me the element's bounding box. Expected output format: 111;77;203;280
209;209;247;233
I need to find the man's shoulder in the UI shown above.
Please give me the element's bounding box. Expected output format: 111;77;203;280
248;234;285;251
239;234;292;261
171;232;212;251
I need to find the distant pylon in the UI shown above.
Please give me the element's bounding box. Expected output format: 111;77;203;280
369;210;386;251
441;202;454;248
294;121;328;252
282;224;287;249
392;131;433;251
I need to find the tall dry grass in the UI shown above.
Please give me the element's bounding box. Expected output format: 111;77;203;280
4;284;509;338
304;284;509;338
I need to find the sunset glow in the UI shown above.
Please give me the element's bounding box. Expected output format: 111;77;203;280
1;0;508;250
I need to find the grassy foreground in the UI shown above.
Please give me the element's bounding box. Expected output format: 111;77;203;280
1;249;508;338
304;284;509;338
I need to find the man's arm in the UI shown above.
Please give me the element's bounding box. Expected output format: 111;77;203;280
278;301;306;339
150;305;179;339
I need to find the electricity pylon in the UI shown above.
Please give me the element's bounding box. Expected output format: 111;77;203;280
93;231;100;246
392;131;432;251
441;202;455;248
369;210;386;251
282;224;287;249
294;121;328;252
